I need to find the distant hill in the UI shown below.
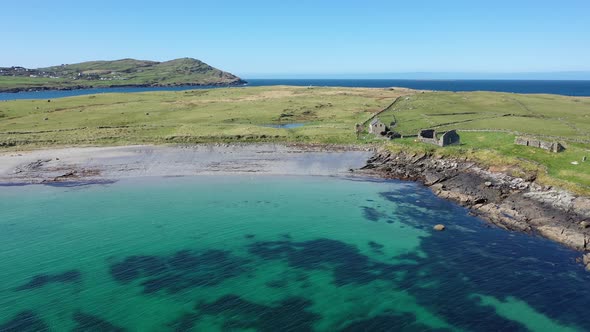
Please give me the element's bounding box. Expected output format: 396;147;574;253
0;58;246;92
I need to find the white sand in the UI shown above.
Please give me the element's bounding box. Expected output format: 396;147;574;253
0;144;373;184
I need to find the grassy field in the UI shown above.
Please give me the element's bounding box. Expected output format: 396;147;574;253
378;91;590;140
0;86;589;193
374;91;590;193
0;86;412;146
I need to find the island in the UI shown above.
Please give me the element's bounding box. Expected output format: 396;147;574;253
0;58;246;92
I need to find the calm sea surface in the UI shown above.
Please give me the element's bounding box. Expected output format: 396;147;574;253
1;79;589;100
1;175;589;331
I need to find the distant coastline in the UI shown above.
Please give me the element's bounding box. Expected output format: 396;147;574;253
0;80;247;94
0;57;246;94
1;79;590;100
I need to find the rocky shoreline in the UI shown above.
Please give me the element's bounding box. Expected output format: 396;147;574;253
358;148;590;269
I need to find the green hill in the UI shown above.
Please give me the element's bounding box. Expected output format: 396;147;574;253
0;58;245;92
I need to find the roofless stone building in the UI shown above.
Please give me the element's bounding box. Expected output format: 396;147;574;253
369;118;387;135
418;129;460;147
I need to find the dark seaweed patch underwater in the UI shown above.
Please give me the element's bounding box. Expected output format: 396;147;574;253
248;238;402;286
1;176;589;331
109;249;250;294
71;311;126;332
169;295;320;332
14;270;81;291
0;311;49;332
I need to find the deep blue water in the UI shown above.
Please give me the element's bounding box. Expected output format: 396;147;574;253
249;79;590;96
1;79;590;100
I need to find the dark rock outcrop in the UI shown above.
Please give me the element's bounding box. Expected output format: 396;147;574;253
360;149;590;259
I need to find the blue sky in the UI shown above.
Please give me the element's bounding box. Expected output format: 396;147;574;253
2;0;590;78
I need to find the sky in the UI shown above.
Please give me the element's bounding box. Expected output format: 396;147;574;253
2;0;590;78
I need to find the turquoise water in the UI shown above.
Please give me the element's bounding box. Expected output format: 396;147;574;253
1;175;589;331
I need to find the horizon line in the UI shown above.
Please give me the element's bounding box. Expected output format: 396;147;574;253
240;71;590;80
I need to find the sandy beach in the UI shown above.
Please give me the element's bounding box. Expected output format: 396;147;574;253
0;144;373;184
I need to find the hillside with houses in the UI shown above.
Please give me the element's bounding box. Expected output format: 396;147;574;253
0;58;245;92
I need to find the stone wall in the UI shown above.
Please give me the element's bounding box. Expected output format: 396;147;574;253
515;137;565;153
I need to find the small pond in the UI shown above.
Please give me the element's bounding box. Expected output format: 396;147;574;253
261;123;306;129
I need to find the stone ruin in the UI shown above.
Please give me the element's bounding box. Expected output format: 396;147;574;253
369;118;387;136
367;118;401;140
440;130;461;146
418;129;461;147
514;137;565;153
418;129;437;145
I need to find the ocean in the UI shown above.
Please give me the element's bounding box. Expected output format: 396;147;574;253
1;175;589;331
1;79;589;100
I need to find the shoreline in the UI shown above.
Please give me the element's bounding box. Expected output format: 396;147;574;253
0;144;373;184
1;143;589;267
357;148;590;267
0;80;247;94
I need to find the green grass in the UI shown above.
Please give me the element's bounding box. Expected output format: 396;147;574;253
379;91;590;141
373;90;590;192
454;132;588;186
0;86;410;146
382;132;590;194
1;86;589;194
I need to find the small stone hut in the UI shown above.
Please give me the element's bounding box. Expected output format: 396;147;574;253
514;137;565;153
418;129;438;145
418;129;461;147
369;118;387;135
439;130;461;146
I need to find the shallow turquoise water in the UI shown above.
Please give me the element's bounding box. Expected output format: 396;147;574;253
1;175;589;331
